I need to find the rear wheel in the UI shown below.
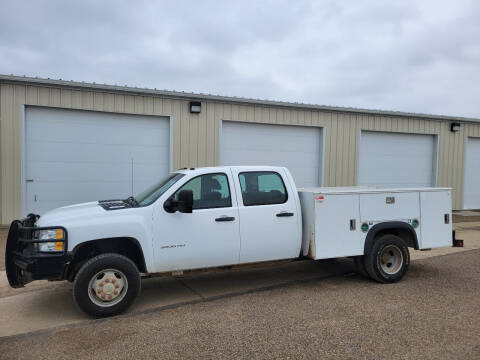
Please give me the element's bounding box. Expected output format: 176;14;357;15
73;253;141;317
364;234;409;283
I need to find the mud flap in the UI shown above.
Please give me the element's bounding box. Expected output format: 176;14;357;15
452;231;464;247
5;221;27;288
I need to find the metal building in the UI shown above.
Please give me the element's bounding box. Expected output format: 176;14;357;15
1;74;479;225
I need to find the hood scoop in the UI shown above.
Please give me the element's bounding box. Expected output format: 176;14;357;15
98;199;132;211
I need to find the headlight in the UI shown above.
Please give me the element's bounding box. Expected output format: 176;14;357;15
35;229;65;252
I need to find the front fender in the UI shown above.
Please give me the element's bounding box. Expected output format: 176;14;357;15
39;207;154;272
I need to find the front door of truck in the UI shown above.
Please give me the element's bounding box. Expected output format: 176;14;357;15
230;168;300;263
153;171;240;272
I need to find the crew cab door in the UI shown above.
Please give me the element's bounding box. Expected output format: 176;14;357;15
230;168;300;263
153;171;240;272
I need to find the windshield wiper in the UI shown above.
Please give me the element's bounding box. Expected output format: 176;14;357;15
124;196;139;207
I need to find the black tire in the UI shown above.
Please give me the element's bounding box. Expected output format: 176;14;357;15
364;234;410;283
353;256;369;278
73;253;141;318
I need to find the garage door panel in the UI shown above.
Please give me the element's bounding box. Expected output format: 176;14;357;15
27;141;168;165
221;122;323;187
29;164;165;200
223;148;319;164
464;138;480;209
222;122;320;152
28;161;168;186
27;162;131;182
27;115;168;146
31;182;131;201
359;131;435;188
25;107;170;215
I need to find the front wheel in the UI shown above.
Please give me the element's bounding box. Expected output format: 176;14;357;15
73;253;141;317
364;234;410;283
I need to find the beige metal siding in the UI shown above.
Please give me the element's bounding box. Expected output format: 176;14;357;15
1;82;479;223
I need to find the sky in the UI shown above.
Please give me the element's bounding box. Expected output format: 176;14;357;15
1;0;479;118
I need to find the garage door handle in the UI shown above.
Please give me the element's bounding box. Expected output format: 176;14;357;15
215;216;235;222
25;179;34;182
276;212;294;217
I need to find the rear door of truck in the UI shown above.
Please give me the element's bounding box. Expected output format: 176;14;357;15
230;168;300;263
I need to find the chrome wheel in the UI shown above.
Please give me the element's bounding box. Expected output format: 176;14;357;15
379;245;403;275
88;269;128;307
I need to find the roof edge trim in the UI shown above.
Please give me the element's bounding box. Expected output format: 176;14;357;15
1;74;478;123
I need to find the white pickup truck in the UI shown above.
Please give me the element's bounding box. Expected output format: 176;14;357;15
6;166;460;317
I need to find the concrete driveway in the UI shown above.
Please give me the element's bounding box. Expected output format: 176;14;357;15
0;222;478;339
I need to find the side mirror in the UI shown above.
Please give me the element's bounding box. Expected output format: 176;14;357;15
163;197;176;213
177;190;193;213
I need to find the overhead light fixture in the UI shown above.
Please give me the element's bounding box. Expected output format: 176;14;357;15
450;123;460;132
189;101;201;114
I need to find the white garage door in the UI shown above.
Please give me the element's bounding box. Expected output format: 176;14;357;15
25;107;170;215
359;131;436;188
463;137;480;209
220;121;323;187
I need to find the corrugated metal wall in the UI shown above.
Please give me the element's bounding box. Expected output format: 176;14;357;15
1;82;479;223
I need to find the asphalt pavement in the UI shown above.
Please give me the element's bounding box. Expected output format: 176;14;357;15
0;249;478;359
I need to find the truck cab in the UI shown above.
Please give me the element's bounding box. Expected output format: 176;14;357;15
152;166;302;271
6;166;303;317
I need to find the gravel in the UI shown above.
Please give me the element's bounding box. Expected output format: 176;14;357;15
0;250;479;360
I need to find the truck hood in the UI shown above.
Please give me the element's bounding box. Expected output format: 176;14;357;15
36;201;106;226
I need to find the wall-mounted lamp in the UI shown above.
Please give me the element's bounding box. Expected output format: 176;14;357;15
450;123;460;132
189;101;201;114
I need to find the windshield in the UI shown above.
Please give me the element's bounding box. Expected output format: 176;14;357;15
135;173;185;207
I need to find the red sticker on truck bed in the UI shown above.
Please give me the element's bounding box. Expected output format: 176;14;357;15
315;195;325;202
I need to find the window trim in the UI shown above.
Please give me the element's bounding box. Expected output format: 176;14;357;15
238;171;289;207
172;172;233;210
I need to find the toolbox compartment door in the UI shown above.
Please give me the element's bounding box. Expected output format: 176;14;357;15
419;190;452;249
360;192;420;222
313;194;362;259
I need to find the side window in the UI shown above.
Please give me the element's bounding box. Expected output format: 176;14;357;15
174;173;231;209
238;171;288;206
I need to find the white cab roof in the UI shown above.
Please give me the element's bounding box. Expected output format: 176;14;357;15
175;166;288;175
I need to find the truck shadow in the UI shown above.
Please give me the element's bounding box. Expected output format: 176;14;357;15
1;258;358;337
135;258;355;312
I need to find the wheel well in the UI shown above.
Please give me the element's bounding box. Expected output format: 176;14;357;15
66;237;147;281
364;221;419;255
375;228;416;248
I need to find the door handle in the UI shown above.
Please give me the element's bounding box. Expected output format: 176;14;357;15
215;216;235;222
276;212;294;217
